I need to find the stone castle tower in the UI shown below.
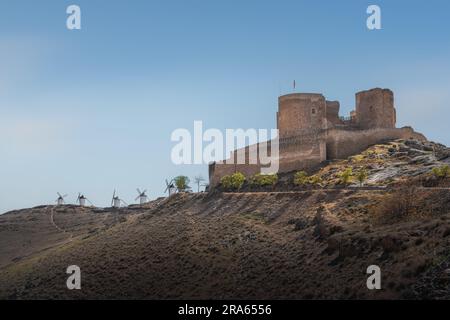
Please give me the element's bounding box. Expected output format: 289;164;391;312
276;93;328;138
355;88;396;129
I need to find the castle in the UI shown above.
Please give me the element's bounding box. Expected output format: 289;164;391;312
209;88;426;186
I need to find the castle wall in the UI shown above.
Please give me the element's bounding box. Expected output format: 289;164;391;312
326;127;426;160
209;140;275;186
278;130;326;172
209;130;326;186
326;100;341;126
355;88;396;129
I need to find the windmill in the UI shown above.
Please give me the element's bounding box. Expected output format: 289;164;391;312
164;179;176;197
56;192;67;205
111;190;128;208
135;188;148;205
76;193;93;207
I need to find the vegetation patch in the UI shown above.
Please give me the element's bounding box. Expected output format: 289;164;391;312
221;172;246;191
249;173;278;187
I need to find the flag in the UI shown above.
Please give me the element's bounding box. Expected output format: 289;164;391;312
293;80;296;90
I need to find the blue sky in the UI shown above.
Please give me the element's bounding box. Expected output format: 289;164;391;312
0;0;449;213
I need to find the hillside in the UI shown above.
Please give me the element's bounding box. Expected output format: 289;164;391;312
0;139;449;300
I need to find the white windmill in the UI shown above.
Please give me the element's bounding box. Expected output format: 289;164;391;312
135;188;148;205
56;192;67;205
76;193;93;207
164;179;176;197
111;190;127;208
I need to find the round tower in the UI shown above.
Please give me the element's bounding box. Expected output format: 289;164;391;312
277;93;327;138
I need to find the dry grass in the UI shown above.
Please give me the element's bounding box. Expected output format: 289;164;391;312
0;186;449;300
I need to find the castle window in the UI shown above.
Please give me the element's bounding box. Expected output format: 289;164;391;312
311;108;316;115
370;106;374;112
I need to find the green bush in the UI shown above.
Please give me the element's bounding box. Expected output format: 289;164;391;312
432;165;450;178
339;168;353;185
294;171;309;185
249;173;278;186
221;172;246;190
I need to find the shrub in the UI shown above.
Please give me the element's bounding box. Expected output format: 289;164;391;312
432;165;450;178
221;172;246;190
294;171;309;185
350;154;365;163
308;175;323;185
294;171;322;186
339;168;353;185
356;168;368;186
249;173;278;186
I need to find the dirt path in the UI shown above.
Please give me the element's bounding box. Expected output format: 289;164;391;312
48;207;73;242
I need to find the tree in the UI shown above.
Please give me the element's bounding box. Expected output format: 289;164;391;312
174;176;191;192
356;168;368;187
194;175;205;192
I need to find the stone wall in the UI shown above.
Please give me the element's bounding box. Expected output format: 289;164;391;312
278;129;326;172
209;130;326;186
326;126;426;160
326;100;341;126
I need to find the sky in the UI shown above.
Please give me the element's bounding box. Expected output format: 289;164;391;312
0;0;449;213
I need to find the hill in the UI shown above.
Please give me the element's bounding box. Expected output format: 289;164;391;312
0;139;449;299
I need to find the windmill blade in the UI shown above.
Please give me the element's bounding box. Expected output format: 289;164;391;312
142;189;147;195
136;188;141;195
135;195;140;201
120;199;128;206
57;192;62;198
62;194;68;198
86;198;94;206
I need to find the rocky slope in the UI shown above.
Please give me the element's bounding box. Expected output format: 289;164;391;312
0;139;449;299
